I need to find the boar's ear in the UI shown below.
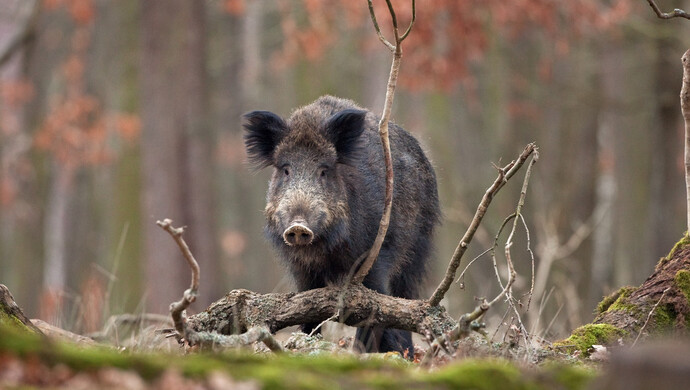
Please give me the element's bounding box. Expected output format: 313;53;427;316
243;111;288;169
325;109;366;165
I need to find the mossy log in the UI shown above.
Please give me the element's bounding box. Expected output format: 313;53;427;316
0;284;42;334
557;234;690;354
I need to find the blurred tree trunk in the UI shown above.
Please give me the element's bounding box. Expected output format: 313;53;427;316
590;38;623;307
140;0;217;312
0;1;41;316
181;0;220;306
647;21;684;262
41;163;73;324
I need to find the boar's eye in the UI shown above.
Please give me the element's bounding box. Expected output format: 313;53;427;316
283;166;291;176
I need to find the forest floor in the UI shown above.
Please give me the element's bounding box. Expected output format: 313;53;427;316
3;301;690;390
3;236;690;389
0;321;600;390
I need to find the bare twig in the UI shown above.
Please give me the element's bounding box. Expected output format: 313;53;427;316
424;149;538;362
158;219;283;352
429;143;537;306
456;247;494;286
309;312;339;337
488;151;538;307
354;0;416;284
646;0;690;20
520;215;536;313
366;0;395;51
156;219;199;336
490;214;517;291
632;287;670;347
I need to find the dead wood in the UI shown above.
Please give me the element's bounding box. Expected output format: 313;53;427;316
186;284;455;337
0;284;43;334
592;241;690;337
167;143;537;353
31;319;97;346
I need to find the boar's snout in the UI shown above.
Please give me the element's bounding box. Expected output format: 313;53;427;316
283;222;314;246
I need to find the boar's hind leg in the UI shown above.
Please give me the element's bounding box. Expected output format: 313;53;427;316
355;327;414;357
380;329;414;357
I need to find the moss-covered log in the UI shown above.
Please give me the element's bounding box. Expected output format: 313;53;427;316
557;234;690;355
0;284;42;334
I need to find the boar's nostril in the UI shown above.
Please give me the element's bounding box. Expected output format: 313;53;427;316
283;223;314;246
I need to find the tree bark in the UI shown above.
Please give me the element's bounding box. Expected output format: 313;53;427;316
187;283;456;338
590;238;690;338
140;0;216;312
682;49;690;233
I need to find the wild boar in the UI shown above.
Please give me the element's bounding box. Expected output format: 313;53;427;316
243;95;440;355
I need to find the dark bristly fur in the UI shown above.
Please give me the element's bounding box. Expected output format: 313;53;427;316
243;95;440;356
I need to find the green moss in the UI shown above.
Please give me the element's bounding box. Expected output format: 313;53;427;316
675;270;690;303
662;232;690;266
0;325;600;389
541;363;598;390
553;324;627;356
651;304;676;331
426;359;526;390
595;286;636;315
0;309;28;330
425;359;596;390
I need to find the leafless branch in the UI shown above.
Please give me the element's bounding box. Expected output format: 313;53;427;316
424;148;538;362
354;0;416;283
156;219;199;336
488;150;538;308
158;219;283;352
429;143;538;306
646;0;690;20
520;215;536;313
366;0;395;51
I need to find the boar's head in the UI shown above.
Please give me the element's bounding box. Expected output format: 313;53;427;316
243;108;367;257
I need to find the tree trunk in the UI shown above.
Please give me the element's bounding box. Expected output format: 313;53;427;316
556;235;690;355
179;0;220;308
140;0;216;312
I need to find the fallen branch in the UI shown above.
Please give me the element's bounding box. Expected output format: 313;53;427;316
156;219;199;336
186;283;456;338
158;219;282;352
178;144;537;357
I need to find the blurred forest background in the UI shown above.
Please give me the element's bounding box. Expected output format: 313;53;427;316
1;0;689;341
